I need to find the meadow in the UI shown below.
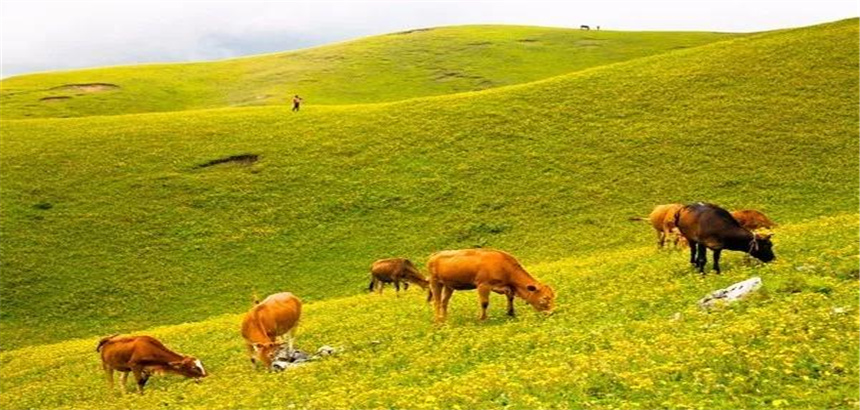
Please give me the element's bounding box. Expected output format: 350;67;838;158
0;18;857;410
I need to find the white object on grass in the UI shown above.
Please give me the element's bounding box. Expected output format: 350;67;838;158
698;277;762;308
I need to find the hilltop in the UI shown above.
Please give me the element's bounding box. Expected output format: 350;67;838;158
0;26;737;119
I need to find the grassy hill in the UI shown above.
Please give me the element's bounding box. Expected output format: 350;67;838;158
0;17;857;409
0;214;856;409
0;26;737;119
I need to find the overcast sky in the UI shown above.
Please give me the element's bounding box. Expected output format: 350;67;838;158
1;0;857;78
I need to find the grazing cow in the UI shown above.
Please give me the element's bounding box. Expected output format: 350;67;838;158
675;203;775;274
369;258;429;295
96;334;207;395
580;25;590;30
241;292;302;369
731;209;777;231
648;203;686;249
427;249;555;322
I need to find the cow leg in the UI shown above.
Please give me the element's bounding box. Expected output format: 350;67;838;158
132;366;148;394
118;371;128;395
403;282;410;291
657;230;666;248
368;277;376;292
440;286;454;321
245;343;258;368
377;281;384;295
394;280;401;296
688;240;698;265
505;289;515;317
287;328;296;352
477;285;491;320
696;243;708;273
103;366;115;392
713;249;722;274
431;279;444;322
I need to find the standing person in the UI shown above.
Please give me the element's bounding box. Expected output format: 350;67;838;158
292;95;303;112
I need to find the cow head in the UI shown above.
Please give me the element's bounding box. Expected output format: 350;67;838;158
524;284;555;313
169;356;208;380
403;260;429;289
749;233;775;262
252;342;284;367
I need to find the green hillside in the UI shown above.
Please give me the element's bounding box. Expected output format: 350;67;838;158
0;26;737;119
0;17;857;409
0;215;856;409
0;19;856;351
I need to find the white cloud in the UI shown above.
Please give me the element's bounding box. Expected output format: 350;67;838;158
1;0;857;77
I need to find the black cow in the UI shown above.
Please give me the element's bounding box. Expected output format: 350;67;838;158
675;202;775;274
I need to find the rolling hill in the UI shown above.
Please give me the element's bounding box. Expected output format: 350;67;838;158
0;18;857;410
0;26;737;119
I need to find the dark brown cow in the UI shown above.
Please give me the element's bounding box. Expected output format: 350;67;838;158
369;258;428;295
427;249;555;322
96;334;207;394
731;209;777;231
241;292;302;369
675;202;775;274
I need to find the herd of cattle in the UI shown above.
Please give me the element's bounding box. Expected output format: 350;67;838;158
96;201;776;394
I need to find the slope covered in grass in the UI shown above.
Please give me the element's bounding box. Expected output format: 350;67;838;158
0;214;856;409
0;26;738;119
0;19;857;351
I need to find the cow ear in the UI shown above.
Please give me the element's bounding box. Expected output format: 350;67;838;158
526;285;538;292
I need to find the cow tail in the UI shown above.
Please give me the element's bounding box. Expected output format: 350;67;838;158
628;216;646;222
96;334;119;352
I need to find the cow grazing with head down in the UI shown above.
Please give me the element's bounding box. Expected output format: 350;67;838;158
96;334;207;395
241;292;302;369
675;202;775;274
647;203;687;249
369;258;429;295
427;249;555;322
731;209;777;231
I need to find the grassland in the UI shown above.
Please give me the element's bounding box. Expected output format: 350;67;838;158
0;214;856;409
0;17;857;410
0;26;737;119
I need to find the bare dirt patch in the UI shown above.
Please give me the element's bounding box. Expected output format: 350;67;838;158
197;154;259;168
49;83;120;93
39;96;71;103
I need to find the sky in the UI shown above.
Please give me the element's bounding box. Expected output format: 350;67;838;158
1;0;857;78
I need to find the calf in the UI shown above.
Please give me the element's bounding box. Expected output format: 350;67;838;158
427;249;555;322
648;203;686;249
675;203;775;274
96;334;206;394
731;209;777;231
241;292;302;369
369;258;429;295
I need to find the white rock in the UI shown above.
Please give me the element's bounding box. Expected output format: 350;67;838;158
698;277;762;309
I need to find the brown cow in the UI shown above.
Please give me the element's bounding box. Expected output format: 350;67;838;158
648;203;686;249
369;258;429;295
96;334;207;395
731;209;777;231
675;202;775;274
427;249;555;322
241;292;302;369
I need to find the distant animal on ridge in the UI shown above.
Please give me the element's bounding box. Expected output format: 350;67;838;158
675;203;775;274
369;258;429;296
580;25;590;30
241;292;302;369
731;209;777;231
96;334;207;395
427;249;555;322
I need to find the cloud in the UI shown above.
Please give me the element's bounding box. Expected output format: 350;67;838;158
1;0;856;77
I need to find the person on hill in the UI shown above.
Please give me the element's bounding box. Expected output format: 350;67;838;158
292;95;303;112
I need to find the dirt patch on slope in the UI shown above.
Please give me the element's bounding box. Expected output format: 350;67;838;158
197;154;259;168
39;96;71;103
49;83;120;93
